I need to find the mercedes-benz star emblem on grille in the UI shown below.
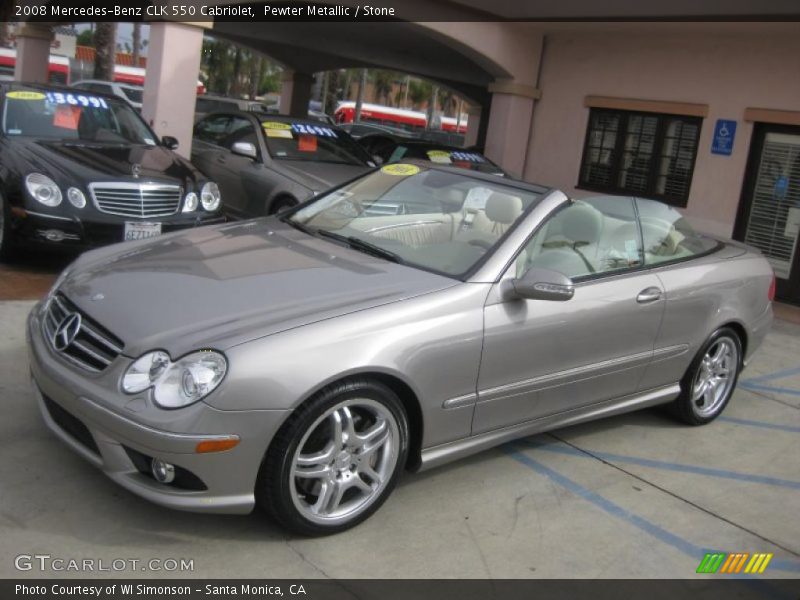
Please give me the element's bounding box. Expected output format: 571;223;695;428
53;312;82;351
131;163;142;178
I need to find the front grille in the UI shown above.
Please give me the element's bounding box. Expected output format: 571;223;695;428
43;395;100;455
43;293;124;372
89;182;182;218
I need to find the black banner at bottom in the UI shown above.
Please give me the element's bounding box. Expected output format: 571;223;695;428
3;579;800;600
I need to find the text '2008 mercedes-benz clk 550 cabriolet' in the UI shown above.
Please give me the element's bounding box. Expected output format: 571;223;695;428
28;161;773;535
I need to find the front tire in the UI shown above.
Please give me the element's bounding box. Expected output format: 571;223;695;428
257;379;409;536
672;327;742;425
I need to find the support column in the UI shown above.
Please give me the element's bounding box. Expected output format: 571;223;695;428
464;105;483;148
279;70;313;117
141;22;205;158
483;80;541;178
14;24;53;83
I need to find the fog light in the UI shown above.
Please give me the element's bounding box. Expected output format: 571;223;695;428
151;458;175;483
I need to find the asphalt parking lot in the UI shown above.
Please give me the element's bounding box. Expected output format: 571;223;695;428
0;259;799;579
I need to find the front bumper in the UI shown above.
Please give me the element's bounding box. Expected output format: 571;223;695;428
10;209;226;250
27;304;288;514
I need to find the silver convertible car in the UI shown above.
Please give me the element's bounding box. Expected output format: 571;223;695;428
27;161;774;535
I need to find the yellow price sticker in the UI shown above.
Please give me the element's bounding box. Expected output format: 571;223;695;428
262;121;292;130
7;91;46;100
426;150;452;164
380;163;421;176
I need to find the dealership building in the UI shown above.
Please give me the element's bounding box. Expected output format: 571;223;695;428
10;3;800;303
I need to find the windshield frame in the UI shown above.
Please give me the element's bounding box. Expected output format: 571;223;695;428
282;163;550;282
1;86;160;145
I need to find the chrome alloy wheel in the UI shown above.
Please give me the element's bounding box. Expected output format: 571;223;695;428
691;337;738;417
289;398;399;525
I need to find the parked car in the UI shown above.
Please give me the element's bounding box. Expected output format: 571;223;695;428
361;135;507;177
0;83;224;258
191;112;374;218
29;161;773;535
71;80;144;111
195;95;272;121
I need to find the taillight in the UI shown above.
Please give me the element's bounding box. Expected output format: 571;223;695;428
768;273;776;302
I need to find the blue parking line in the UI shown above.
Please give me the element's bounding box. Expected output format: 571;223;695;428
718;416;800;433
502;444;800;573
739;381;800;397
742;366;800;383
520;440;800;490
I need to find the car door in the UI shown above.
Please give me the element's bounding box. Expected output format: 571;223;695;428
473;196;666;434
215;116;268;219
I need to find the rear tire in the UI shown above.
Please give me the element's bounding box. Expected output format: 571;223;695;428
257;378;409;536
671;327;742;425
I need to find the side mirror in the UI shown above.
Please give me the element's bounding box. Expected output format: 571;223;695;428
162;135;179;150
231;141;258;160
509;267;574;302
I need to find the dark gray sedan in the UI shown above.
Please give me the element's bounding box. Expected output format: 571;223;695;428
191;112;374;218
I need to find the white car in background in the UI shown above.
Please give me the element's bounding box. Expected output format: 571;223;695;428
71;80;144;111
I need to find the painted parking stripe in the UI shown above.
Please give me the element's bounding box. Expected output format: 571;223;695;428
718;416;800;433
520;440;800;490
742;366;800;383
501;444;800;573
739;381;800;397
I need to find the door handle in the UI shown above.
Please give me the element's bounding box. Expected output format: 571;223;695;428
637;287;662;303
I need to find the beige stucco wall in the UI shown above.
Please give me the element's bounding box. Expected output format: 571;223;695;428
523;30;800;237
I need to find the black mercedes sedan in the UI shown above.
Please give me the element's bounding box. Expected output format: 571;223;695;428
191;112;374;218
0;83;224;259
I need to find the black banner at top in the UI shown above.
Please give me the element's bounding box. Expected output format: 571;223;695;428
8;0;800;23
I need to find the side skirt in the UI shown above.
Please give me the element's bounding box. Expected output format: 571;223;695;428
417;383;680;472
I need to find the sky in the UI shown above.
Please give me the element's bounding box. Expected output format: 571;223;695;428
74;23;150;55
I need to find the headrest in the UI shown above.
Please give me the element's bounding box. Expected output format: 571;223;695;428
486;192;523;225
437;188;465;212
562;203;602;244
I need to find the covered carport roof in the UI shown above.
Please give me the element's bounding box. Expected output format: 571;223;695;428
209;20;503;105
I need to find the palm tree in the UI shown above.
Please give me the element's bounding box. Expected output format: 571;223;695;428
370;70;395;106
132;23;142;67
407;79;431;110
93;23;116;80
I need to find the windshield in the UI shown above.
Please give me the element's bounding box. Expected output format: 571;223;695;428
388;144;503;175
2;89;157;144
262;120;369;165
288;164;545;278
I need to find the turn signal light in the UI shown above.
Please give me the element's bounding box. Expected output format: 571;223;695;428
768;274;776;302
195;437;240;453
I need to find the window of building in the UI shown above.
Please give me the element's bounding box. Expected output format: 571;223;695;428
578;108;702;207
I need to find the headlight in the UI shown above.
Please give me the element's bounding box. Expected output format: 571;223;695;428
25;173;62;207
200;182;221;212
122;350;170;393
66;187;86;208
182;192;198;213
122;350;227;409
